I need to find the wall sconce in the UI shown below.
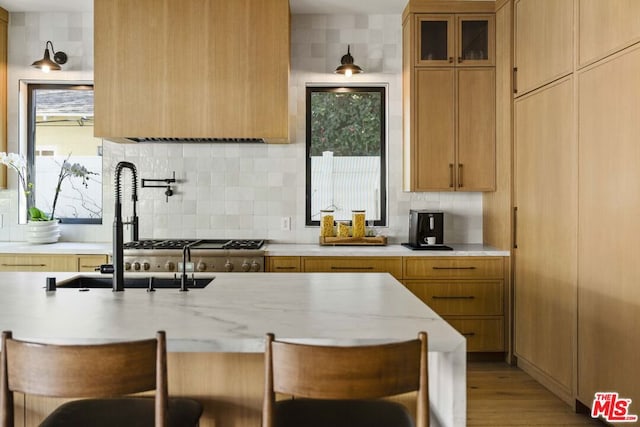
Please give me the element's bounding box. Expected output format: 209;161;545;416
335;45;363;77
31;41;67;72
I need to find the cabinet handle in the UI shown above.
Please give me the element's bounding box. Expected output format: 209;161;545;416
513;67;518;94
457;164;463;188
448;57;453;63
449;164;454;188
331;266;374;271
432;266;476;270
1;263;47;267
513;206;518;249
457;56;462;63
461;332;476;337
275;266;297;270
432;295;475;300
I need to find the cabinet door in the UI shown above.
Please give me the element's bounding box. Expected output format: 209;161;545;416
514;0;573;96
416;14;454;66
456;15;495;66
578;0;640;67
577;46;640;407
457;68;495;191
514;77;576;400
415;69;455;191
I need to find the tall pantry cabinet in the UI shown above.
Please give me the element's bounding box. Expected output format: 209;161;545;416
505;0;640;411
512;0;576;404
402;2;496;192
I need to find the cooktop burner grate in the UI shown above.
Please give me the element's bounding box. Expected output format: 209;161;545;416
123;239;264;250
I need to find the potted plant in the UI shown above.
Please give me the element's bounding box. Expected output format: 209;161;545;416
1;152;97;243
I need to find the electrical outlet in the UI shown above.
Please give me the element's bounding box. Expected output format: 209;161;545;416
281;216;291;231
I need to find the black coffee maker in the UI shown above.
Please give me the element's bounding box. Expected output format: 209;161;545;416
408;210;444;246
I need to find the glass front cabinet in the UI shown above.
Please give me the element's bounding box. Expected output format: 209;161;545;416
416;14;495;67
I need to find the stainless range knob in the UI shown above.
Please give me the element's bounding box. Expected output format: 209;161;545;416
224;260;234;272
241;261;250;272
132;262;141;271
250;261;261;272
124;262;132;271
197;262;207;272
165;261;176;271
142;262;150;271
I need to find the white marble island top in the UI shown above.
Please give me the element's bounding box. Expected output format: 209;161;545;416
0;271;466;427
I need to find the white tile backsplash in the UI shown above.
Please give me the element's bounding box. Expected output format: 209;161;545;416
1;12;483;244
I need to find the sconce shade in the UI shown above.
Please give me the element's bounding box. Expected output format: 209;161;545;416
335;45;363;76
32;41;67;72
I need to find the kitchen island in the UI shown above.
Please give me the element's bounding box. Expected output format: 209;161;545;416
0;271;466;427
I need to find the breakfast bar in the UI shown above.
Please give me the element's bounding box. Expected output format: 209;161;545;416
0;271;466;427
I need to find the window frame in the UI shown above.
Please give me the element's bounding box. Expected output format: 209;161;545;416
26;83;102;225
305;85;388;227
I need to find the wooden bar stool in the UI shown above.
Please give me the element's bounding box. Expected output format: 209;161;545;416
0;330;202;427
263;332;429;427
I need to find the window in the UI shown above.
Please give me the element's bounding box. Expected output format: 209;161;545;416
306;86;387;226
27;84;102;224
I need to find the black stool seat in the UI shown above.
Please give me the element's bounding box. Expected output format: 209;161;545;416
40;397;203;427
274;398;414;427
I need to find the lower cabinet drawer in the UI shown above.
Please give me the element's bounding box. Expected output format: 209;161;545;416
77;255;109;272
268;257;301;272
302;257;403;280
445;318;504;352
403;280;503;316
403;257;504;280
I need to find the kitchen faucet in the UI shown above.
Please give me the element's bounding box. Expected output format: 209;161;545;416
181;242;195;291
113;161;139;292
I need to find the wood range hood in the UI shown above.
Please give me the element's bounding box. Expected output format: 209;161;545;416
94;0;290;144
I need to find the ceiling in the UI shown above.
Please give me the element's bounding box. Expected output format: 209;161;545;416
0;0;411;14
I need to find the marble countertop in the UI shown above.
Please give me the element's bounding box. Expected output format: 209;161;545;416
0;241;509;257
0;271;466;353
264;243;509;256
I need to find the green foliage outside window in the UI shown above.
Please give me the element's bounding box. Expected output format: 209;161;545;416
309;91;382;156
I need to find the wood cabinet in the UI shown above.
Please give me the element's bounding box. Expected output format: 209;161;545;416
302;257;403;280
0;254;108;272
94;0;289;143
77;255;109;272
577;44;640;408
578;0;640;67
513;77;577;404
266;256;301;273
403;257;506;352
415;14;495;67
0;8;7;189
513;0;573;96
403;4;495;192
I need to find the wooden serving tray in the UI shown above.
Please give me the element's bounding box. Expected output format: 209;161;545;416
319;236;388;246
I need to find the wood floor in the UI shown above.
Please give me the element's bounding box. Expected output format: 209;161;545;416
467;362;602;426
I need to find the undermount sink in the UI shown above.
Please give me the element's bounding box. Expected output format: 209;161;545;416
58;276;214;290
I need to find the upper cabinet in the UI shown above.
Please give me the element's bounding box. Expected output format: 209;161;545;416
514;0;573;97
403;1;496;192
578;0;640;67
416;14;495;67
94;0;290;143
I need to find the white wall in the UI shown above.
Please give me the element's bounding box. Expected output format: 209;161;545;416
0;12;483;244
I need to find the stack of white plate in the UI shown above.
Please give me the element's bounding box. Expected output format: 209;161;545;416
26;220;60;244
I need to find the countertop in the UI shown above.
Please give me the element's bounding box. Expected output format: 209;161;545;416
0;241;509;256
0;270;467;427
0;271;465;353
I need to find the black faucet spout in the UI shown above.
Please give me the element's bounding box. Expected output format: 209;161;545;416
113;161;139;292
181;244;193;292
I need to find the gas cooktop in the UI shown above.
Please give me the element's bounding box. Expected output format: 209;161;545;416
123;239;265;250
